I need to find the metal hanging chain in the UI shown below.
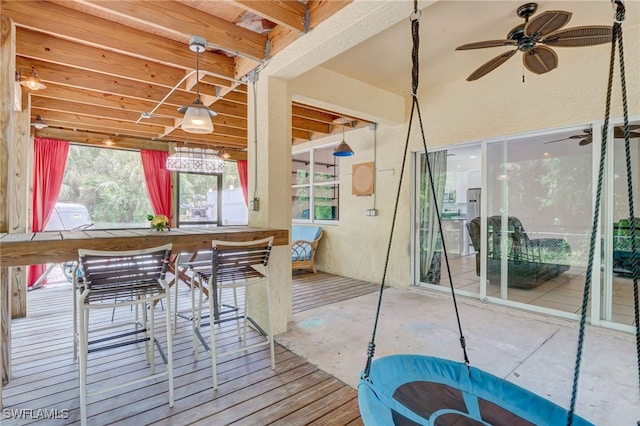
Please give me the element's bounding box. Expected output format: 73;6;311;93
362;1;469;381
567;1;638;425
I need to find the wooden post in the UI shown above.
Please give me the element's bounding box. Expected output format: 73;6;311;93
1;14;31;398
0;13;13;402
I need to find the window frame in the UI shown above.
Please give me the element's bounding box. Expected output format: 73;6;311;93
175;161;248;228
292;143;341;224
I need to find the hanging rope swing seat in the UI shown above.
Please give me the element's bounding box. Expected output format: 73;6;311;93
357;2;638;425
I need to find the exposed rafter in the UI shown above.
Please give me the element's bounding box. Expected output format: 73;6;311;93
4;0;369;152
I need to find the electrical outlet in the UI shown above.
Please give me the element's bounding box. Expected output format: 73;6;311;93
250;198;260;211
365;209;378;216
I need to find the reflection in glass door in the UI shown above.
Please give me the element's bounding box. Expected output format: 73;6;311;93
485;131;593;315
415;146;481;295
605;122;640;326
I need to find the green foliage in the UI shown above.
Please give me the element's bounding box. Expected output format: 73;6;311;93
58;145;153;225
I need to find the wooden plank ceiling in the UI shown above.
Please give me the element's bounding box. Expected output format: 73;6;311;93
4;0;372;155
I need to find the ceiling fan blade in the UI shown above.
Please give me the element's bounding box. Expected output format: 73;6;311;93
578;136;592;146
523;46;558;74
455;40;517;50
542;26;613;47
545;130;591;145
614;125;640;139
545;138;570;144
465;49;518;81
525;10;572;37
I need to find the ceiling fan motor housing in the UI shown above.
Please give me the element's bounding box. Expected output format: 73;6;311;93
517;3;538;20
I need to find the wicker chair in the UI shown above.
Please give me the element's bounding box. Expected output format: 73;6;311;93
467;216;571;289
291;225;323;273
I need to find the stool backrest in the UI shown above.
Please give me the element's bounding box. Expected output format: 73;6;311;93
78;244;172;290
211;237;274;284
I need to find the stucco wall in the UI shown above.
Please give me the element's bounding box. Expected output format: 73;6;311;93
291;24;639;289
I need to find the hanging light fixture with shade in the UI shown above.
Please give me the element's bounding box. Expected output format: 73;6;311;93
16;68;47;91
30;115;48;129
178;36;217;134
333;118;355;157
165;147;225;175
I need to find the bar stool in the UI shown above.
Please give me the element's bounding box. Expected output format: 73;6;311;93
192;236;276;390
73;244;174;425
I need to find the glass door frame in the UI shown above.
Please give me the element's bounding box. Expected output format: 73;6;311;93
410;120;638;334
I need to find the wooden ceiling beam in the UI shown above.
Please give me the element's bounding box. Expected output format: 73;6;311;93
31;84;248;128
292;128;312;141
291;116;331;134
231;1;307;33
4;0;236;79
292;104;339;123
30;98;175;127
166;129;248;148
30;85;184;120
307;1;351;28
31;109;167;135
33;127;172;151
74;0;268;62
17;56;200;106
15;27;189;89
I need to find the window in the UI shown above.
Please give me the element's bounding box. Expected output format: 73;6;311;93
292;145;340;222
177;161;248;227
55;145;153;229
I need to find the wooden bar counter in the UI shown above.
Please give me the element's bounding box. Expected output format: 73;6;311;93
0;226;289;267
0;226;289;397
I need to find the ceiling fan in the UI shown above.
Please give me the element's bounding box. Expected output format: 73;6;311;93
456;2;613;81
545;126;640;146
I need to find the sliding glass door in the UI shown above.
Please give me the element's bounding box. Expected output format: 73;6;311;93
603;121;640;327
484;131;593;314
413;123;640;330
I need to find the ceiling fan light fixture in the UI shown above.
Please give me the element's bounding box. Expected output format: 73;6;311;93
30;115;48;129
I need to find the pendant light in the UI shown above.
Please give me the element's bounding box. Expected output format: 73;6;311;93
30;115;48;129
333;118;355;157
165;147;225;174
178;36;217;134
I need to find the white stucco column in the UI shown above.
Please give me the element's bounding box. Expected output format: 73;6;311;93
246;75;292;335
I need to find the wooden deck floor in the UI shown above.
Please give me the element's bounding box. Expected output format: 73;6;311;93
2;270;379;425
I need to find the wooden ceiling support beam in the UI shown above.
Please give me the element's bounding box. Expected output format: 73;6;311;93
4;0;235;78
232;0;307;33
15;27;186;89
75;0;268;62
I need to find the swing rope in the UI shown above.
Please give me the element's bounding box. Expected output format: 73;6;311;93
362;0;469;381
567;1;640;425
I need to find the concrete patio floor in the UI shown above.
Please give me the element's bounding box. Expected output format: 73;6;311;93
276;287;640;425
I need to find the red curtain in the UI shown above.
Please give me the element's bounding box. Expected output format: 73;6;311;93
237;159;249;207
140;150;171;218
28;138;70;287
